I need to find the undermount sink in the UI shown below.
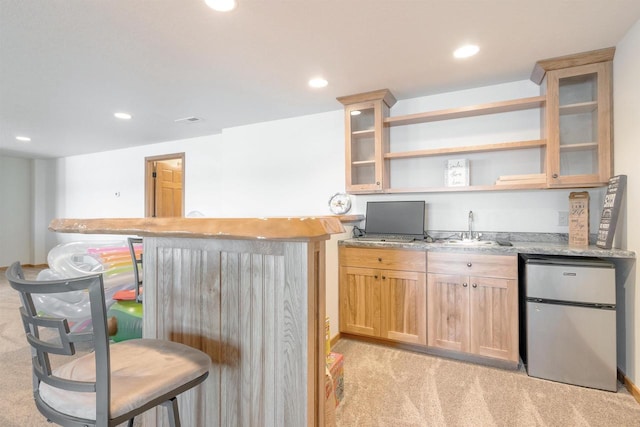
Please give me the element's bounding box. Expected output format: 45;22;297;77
442;239;498;246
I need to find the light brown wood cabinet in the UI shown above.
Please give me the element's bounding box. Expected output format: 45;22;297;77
337;48;614;194
427;252;519;364
339;247;427;345
337;89;397;193
534;48;614;188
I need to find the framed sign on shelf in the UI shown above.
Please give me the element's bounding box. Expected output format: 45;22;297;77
596;175;627;249
445;158;469;187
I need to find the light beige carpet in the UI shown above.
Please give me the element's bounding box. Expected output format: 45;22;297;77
0;267;52;427
333;339;640;427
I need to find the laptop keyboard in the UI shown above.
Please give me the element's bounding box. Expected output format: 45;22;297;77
358;235;418;243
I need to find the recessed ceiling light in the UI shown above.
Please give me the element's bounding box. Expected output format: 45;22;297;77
205;0;237;11
453;44;480;59
114;112;132;120
309;77;328;88
16;136;31;142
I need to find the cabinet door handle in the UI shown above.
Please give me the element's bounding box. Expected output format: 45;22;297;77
463;282;468;287
472;283;478;288
378;258;382;262
552;173;558;178
374;275;378;279
382;276;386;280
467;262;472;267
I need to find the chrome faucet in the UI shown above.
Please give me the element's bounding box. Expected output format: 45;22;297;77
461;210;482;241
458;210;481;241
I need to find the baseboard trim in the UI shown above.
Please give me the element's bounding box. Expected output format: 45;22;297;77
330;333;341;350
337;333;519;370
618;369;640;405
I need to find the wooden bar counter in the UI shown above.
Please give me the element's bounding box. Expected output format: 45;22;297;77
49;217;347;427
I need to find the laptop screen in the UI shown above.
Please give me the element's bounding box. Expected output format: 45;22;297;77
364;201;425;239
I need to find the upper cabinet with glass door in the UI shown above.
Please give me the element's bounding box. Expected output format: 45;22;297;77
532;48;614;188
337;89;397;193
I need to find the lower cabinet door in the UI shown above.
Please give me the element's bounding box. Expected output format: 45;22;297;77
381;270;427;345
427;273;470;353
469;276;519;362
339;266;381;337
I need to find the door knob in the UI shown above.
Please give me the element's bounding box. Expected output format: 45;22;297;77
467;262;472;267
472;283;478;288
463;282;468;287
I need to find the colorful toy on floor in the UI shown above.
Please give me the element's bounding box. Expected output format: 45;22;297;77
107;300;143;342
34;240;142;333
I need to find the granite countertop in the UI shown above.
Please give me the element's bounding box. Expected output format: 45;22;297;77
340;238;635;259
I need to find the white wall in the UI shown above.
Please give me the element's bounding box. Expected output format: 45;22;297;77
354;188;606;235
32;159;57;263
187;112;345;217
0;156;32;266
613;18;640;386
55;110;345;220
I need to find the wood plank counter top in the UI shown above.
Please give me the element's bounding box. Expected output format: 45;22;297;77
49;216;350;240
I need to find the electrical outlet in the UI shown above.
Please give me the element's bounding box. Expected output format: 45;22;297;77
558;211;569;226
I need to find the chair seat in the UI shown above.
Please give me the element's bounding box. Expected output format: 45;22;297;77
39;338;211;421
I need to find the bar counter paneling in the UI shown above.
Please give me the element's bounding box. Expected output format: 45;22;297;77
49;217;346;427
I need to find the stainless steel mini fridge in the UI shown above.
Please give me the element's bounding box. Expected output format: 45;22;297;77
524;256;617;392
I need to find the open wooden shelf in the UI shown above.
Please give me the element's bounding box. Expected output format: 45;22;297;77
379;97;548;192
384;139;546;160
384;96;546;127
382;182;549;193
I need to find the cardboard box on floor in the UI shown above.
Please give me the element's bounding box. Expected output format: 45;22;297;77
569;191;589;247
325;366;336;427
327;352;344;405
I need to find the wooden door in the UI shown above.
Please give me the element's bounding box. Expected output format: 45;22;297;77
427;273;469;352
155;160;183;217
381;269;426;345
145;153;184;218
339;266;381;337
469;276;519;362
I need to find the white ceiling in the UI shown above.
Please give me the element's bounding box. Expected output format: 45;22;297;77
2;0;640;159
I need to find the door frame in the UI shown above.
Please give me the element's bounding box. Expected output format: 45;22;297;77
144;153;185;218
